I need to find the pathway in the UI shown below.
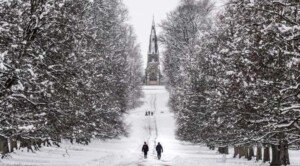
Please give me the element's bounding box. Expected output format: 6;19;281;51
3;86;299;166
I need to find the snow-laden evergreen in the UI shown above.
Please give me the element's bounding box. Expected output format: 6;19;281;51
161;0;300;165
0;0;143;154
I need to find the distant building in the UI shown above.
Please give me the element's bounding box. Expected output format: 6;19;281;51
145;19;161;85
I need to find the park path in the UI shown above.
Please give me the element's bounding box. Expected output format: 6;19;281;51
3;86;290;166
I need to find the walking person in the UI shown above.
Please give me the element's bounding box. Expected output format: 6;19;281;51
156;142;163;160
142;142;149;159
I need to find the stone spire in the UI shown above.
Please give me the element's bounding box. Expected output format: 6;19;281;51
145;17;161;85
148;17;159;56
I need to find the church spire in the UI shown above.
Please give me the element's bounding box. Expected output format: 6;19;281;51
152;15;155;27
148;17;159;56
145;17;161;85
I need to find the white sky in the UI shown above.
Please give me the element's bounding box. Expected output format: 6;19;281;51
123;0;226;69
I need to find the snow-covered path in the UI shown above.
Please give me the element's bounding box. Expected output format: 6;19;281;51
2;86;300;166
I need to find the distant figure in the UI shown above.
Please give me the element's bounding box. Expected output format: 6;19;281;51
142;142;149;159
145;111;148;116
151;112;153;116
148;111;151;115
156;142;163;160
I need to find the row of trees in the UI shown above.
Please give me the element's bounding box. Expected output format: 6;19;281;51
161;0;300;165
0;0;143;154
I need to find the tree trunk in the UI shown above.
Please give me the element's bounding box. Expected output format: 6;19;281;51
225;146;229;154
248;146;254;160
256;146;262;161
245;146;249;159
271;144;281;166
7;138;12;152
239;146;245;158
263;146;270;162
0;140;3;153
218;146;228;154
280;140;290;165
233;146;238;158
11;139;18;152
1;138;9;158
218;147;222;154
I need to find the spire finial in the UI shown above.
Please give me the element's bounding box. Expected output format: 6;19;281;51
152;15;155;26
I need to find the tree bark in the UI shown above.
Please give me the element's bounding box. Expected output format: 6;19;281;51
245;146;249;159
280;140;290;165
248;146;254;160
239;146;245;158
0;140;3;153
11;139;18;152
218;146;228;154
233;146;238;158
271;144;281;166
263;146;270;162
1;138;9;158
225;146;229;154
256;146;262;161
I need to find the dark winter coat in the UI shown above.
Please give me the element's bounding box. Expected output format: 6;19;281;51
142;144;149;152
156;144;163;153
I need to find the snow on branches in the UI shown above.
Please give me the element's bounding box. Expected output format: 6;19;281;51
0;0;143;154
161;0;299;164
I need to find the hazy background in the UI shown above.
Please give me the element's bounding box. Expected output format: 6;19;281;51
123;0;227;69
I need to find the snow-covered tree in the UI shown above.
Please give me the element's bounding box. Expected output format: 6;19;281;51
160;0;215;142
0;0;143;154
162;0;300;164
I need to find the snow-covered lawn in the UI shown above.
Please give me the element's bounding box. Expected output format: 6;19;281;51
1;86;300;166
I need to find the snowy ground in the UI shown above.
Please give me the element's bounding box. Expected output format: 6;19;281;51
1;86;300;166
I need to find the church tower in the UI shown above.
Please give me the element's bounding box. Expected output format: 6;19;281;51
145;19;161;85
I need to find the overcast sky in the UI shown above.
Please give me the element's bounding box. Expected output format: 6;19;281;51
123;0;226;69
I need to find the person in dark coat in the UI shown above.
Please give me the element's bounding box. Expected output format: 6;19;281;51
142;142;149;159
156;142;163;160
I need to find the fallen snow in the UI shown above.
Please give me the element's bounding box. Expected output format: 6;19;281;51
1;86;300;166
